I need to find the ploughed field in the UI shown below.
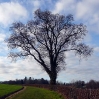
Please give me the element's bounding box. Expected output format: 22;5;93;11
0;84;23;98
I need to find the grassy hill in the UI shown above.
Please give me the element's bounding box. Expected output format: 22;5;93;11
10;86;64;99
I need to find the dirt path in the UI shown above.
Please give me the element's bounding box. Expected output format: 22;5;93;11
5;86;26;99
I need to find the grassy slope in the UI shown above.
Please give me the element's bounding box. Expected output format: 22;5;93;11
0;84;23;97
11;87;64;99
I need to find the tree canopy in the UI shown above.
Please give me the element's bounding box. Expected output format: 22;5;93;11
6;9;93;85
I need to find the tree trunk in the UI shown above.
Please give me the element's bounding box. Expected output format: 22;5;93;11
49;61;57;85
50;73;57;85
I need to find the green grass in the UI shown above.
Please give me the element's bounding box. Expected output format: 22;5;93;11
11;87;64;99
0;84;23;98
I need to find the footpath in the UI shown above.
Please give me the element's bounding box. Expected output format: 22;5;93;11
5;86;26;99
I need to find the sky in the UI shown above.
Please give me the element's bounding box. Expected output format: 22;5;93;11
0;0;99;83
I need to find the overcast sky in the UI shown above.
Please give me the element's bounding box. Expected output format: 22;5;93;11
0;0;99;83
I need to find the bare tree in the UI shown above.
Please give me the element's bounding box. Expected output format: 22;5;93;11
6;9;93;85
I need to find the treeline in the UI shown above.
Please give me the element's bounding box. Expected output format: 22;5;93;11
2;77;49;85
86;80;99;89
1;78;99;89
66;80;99;89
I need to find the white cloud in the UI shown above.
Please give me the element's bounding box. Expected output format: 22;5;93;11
53;0;99;34
53;0;75;14
53;0;99;19
0;32;8;53
75;0;99;34
31;0;40;12
94;47;99;52
0;2;28;26
58;50;99;82
0;33;6;42
75;0;99;19
0;56;49;81
76;2;89;19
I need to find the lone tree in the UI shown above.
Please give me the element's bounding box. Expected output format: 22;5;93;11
6;9;93;85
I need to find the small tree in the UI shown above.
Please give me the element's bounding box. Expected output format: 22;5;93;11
6;9;93;85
